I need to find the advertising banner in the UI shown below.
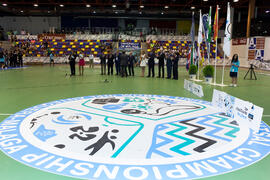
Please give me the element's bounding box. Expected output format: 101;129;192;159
184;79;204;98
38;34;66;40
118;42;141;50
212;89;263;132
248;37;265;61
232;38;247;46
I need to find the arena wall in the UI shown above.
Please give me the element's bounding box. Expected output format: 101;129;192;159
0;16;61;34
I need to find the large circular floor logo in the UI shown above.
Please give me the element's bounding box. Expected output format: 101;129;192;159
0;94;270;180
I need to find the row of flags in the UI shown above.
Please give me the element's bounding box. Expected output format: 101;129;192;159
188;2;232;66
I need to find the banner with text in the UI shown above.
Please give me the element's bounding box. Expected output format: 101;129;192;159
38;34;66;40
212;89;263;132
184;79;204;98
118;42;141;50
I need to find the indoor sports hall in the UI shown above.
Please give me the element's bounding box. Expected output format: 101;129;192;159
0;1;270;180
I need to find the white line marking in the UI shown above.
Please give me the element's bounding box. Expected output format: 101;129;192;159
0;113;13;116
263;115;270;117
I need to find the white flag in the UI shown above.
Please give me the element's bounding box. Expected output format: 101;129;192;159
198;10;203;59
223;2;231;58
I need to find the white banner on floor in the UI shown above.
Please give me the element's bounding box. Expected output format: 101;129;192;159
212;89;263;132
184;79;204;98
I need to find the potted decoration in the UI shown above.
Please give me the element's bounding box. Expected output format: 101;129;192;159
203;65;214;83
189;64;197;80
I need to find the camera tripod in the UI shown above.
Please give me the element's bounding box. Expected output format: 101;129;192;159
244;64;257;80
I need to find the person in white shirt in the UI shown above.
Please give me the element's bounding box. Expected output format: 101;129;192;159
89;53;94;68
139;51;147;77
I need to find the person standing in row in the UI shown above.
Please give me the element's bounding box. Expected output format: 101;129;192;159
100;53;106;75
107;52;114;75
11;50;18;67
79;54;85;76
0;50;4;69
172;53;179;80
120;51;128;77
166;53;172;79
115;51;121;75
18;50;23;67
139;51;147;77
89;53;94;68
157;51;165;78
128;52;135;76
147;50;155;77
69;51;77;76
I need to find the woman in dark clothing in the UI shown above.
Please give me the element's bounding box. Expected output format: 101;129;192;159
172;53;179;80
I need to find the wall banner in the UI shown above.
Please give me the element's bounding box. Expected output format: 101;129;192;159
248;37;265;61
118;42;141;50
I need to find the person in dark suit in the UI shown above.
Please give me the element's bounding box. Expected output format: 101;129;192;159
172;52;179;80
69;51;77;76
120;51;128;77
107;52;114;75
157;51;165;78
115;51;121;75
128;52;135;76
18;50;23;67
166;52;172;79
147;51;155;77
100;53;106;75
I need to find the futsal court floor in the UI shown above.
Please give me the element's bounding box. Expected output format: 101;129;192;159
0;65;270;180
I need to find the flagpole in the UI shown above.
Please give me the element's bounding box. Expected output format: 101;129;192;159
207;6;212;64
214;5;219;85
197;42;200;80
221;56;226;85
221;2;231;86
197;10;202;81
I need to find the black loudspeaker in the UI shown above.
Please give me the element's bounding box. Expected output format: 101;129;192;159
218;38;221;44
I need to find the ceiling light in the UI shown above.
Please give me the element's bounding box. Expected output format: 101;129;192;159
112;4;116;8
191;6;195;10
203;0;208;1
115;11;118;14
34;4;38;7
266;10;270;13
2;3;7;6
139;11;142;14
233;0;239;2
140;5;144;8
20;10;24;13
93;11;96;13
60;4;64;7
161;12;164;15
164;6;169;9
86;4;91;8
48;10;50;13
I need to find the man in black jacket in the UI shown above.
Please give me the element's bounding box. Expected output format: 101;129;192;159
157;51;165;78
69;51;77;76
120;51;128;77
147;51;155;77
115;51;121;75
172;53;179;80
128;52;135;76
18;50;23;67
107;52;114;75
100;53;106;75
